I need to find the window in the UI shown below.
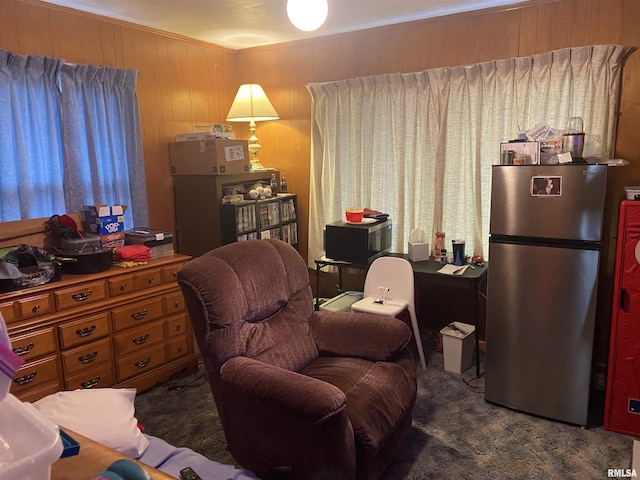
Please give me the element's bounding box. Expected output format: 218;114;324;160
307;45;631;263
0;50;148;228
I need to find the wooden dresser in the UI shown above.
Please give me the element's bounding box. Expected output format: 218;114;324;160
0;254;198;402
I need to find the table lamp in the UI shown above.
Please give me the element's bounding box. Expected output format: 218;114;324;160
226;84;279;170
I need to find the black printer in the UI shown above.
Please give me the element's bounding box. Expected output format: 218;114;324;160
324;219;392;264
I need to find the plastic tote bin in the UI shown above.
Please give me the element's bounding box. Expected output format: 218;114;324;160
440;322;476;374
0;393;63;480
319;291;363;312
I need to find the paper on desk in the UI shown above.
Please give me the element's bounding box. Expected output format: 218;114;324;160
437;264;469;275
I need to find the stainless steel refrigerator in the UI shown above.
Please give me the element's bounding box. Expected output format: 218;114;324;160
485;164;607;426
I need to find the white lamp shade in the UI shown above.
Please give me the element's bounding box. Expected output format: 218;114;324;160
226;84;279;122
287;0;328;32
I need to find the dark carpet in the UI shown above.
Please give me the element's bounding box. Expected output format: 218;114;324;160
134;343;633;479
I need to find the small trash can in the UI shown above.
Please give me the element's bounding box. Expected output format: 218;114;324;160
440;322;475;374
319;291;363;312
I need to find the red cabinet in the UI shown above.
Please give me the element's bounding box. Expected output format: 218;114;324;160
604;200;640;436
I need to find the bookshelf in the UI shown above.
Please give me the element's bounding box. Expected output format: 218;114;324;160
171;171;279;257
220;194;298;248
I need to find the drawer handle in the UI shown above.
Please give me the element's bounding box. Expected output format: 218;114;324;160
132;334;149;345
147;277;155;285
81;376;101;389
72;290;93;302
175;324;182;332
79;351;98;364
32;304;40;313
13;343;34;356
134;357;151;369
131;309;148;320
76;325;97;337
120;284;127;291
174;300;181;308
14;371;37;386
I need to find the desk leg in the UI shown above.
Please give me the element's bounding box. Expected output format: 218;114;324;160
474;280;483;378
475;329;480;378
315;263;321;311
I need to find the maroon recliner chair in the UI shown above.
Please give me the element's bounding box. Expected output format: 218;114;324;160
177;239;417;480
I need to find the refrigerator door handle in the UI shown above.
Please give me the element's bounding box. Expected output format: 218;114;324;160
620;288;630;311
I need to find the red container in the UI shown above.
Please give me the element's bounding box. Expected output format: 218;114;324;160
345;207;364;223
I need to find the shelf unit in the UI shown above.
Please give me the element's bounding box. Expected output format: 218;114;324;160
220;194;298;248
172;171;279;257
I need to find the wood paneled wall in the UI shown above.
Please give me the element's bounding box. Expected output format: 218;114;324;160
1;0;638;264
0;0;238;246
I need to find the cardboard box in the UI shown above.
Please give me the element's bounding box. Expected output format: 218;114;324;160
168;139;250;175
83;204;127;248
175;132;235;142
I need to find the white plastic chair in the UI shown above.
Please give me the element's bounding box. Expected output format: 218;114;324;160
350;256;427;370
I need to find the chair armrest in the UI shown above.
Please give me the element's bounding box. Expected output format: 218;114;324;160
309;310;412;361
220;356;346;424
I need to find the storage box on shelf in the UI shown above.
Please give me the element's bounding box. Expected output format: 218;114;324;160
220;194;298;248
168;139;249;175
0;254;198;402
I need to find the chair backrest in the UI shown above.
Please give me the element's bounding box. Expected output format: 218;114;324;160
177;239;318;375
363;256;415;308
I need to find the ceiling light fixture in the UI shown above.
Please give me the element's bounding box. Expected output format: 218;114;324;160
287;0;328;32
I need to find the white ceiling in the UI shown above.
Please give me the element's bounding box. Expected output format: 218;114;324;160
38;0;528;50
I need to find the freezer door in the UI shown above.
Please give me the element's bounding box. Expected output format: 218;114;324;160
490;165;607;241
484;240;599;426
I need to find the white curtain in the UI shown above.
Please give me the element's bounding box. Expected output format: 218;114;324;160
307;44;631;265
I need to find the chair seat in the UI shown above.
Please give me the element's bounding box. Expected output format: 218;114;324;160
351;297;408;317
301;356;416;459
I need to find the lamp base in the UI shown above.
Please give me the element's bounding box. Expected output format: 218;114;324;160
250;159;268;171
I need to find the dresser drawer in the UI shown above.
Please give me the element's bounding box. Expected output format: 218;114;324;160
16;382;61;403
133;268;162;291
113;321;164;356
10;327;57;361
111;298;164;332
163;291;186;316
18;293;53;319
116;343;166;381
108;273;135;297
64;362;115;390
166;335;188;361
55;280;108;310
61;337;112;376
0;301;17;324
58;312;110;349
165;313;188;337
161;262;184;283
11;354;60;395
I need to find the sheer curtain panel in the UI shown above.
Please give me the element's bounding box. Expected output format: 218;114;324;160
307;45;631;265
0;51;66;222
